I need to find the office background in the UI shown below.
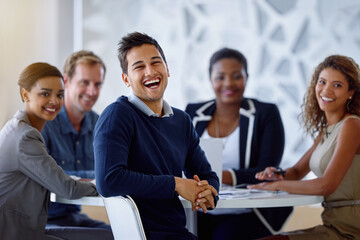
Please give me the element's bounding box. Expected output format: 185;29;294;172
1;0;360;168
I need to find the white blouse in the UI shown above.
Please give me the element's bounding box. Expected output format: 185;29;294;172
202;126;240;170
202;127;250;215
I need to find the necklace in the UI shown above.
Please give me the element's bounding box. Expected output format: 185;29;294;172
325;125;336;138
215;112;240;147
325;113;347;138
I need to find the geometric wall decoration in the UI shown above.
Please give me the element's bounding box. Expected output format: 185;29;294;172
83;0;360;169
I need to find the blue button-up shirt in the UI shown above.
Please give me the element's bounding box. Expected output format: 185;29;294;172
42;106;98;218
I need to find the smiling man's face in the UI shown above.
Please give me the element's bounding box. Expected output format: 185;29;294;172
64;62;104;115
122;44;169;111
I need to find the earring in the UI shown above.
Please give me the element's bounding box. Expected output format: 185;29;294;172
24;97;28;102
347;98;352;112
349;96;352;100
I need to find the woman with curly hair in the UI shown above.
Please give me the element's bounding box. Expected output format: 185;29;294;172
250;55;360;239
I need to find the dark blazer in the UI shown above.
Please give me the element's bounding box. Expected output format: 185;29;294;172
185;98;292;232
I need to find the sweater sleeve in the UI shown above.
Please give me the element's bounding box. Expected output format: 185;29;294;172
94;102;175;199
17;128;98;199
234;104;285;184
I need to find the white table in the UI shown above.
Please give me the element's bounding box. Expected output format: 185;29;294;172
51;189;323;235
50;193;104;206
51;189;323;208
181;188;324;208
181;188;323;235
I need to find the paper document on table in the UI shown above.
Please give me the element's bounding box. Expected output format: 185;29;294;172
219;188;282;199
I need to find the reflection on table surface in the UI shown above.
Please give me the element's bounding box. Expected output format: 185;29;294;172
50;193;104;206
184;188;323;208
51;188;324;208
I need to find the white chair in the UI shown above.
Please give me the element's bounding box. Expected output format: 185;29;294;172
102;195;147;240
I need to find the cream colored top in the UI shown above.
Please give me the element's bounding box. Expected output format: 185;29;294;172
309;115;360;203
289;115;360;239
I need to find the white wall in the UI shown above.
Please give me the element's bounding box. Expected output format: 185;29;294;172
0;0;74;128
82;0;360;168
1;0;360;168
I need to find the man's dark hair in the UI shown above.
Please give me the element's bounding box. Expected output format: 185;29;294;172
118;32;167;74
209;48;248;78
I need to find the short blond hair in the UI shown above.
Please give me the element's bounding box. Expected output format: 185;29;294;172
63;50;106;79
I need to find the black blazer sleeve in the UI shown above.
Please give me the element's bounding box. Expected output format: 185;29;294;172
235;103;285;184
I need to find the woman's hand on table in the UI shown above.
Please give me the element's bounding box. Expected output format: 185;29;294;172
255;167;284;181
247;181;280;191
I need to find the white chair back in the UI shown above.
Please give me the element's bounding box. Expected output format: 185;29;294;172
200;138;223;184
103;195;147;240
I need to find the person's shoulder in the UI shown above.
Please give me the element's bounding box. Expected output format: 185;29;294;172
172;106;187;115
340;115;360;140
245;98;276;107
17;122;43;144
0;118;34;163
185;99;215;115
86;110;100;124
169;106;186;118
186;99;214;109
170;107;195;129
100;96;137;120
1;112;42;148
171;107;194;122
87;109;99;118
103;96;132;112
11;111;39;137
244;98;279;111
342;115;360;128
0;117;30;141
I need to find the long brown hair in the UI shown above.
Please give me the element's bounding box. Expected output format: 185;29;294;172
301;55;360;138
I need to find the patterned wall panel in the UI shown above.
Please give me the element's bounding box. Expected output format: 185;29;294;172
83;0;360;168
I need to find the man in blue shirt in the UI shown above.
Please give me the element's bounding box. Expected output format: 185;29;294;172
42;50;110;230
94;32;219;239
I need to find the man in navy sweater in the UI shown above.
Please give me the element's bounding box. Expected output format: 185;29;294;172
94;32;219;239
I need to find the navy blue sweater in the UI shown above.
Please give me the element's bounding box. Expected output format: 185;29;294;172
94;96;219;238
